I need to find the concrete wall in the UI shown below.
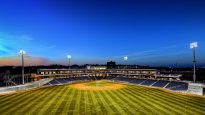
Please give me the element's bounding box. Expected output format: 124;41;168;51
0;78;53;94
187;83;205;95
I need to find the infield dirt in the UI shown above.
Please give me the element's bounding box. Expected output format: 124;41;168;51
69;81;126;91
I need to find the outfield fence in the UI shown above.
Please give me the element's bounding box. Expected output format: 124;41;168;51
0;78;53;94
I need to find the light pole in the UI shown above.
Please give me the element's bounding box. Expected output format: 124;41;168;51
67;55;71;69
190;42;198;83
19;50;26;84
123;56;128;69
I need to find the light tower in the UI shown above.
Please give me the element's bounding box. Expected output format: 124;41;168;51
19;50;26;84
190;42;198;83
123;56;128;69
67;55;72;69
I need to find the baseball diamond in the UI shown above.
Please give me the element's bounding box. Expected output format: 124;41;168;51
0;80;205;115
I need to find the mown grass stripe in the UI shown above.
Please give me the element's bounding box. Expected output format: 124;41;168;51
130;86;205;114
127;86;204;115
90;91;102;114
123;86;170;114
52;86;72;114
67;88;78;114
118;87;158;114
84;90;91;115
152;87;205;106
95;92;108;114
21;87;57;114
0;90;36;108
27;87;60;114
61;88;75;114
148;91;201;114
47;86;68;114
127;86;187;114
73;89;82;115
79;90;88;115
87;91;96;114
35;86;64;114
108;89;144;114
94;91;108;114
77;90;86;115
0;92;28;103
9;87;56;114
0;87;50;103
155;90;205;108
100;90;127;115
0;81;205;115
0;89;43;113
143;88;205;114
134;85;205;106
54;92;71;114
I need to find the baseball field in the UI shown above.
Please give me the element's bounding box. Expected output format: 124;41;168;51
0;80;205;115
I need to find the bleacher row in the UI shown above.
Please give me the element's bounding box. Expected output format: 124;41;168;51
44;76;188;91
44;76;91;86
108;76;188;91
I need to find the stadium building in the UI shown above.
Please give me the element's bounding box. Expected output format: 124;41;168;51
33;67;205;95
36;67;182;81
36;68;156;78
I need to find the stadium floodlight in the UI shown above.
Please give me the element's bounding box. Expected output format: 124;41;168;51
123;56;128;69
190;42;198;48
67;55;71;69
190;42;198;83
67;55;71;59
19;50;26;84
123;56;128;61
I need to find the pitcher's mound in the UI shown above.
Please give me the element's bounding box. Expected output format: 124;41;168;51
70;81;126;91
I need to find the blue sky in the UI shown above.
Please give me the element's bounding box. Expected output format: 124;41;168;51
0;0;205;66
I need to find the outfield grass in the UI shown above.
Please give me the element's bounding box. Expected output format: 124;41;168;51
82;81;114;87
0;81;205;115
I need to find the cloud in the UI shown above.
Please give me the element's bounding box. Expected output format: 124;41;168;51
19;34;33;41
0;32;33;56
108;44;187;60
0;56;53;66
0;45;9;53
0;32;32;42
28;45;56;52
0;32;55;57
0;32;57;65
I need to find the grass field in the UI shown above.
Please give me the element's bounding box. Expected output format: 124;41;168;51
0;80;205;115
82;81;114;87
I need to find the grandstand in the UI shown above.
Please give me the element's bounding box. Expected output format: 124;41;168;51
110;76;188;91
0;68;203;95
43;76;91;86
42;76;188;92
34;68;190;92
